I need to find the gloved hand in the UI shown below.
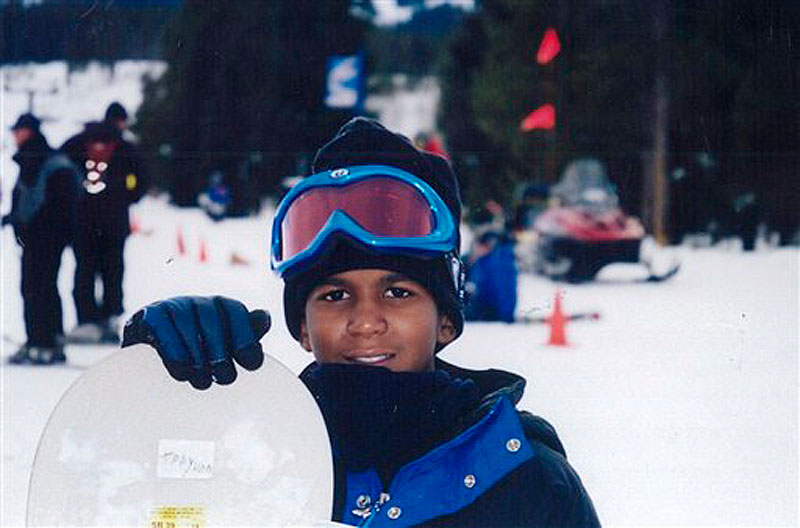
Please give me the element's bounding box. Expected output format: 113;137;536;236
122;296;271;390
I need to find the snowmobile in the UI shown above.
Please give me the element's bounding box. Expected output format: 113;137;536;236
529;159;679;283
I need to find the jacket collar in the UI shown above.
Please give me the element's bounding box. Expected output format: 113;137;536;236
341;397;534;527
434;358;565;457
299;358;528;435
434;357;527;417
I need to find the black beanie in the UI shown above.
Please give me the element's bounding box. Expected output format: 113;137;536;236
312;118;462;231
104;102;128;122
283;117;464;349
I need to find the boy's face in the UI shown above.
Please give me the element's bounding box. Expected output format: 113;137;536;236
299;269;456;372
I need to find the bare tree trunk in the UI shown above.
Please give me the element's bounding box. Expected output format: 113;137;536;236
652;71;670;244
644;0;672;244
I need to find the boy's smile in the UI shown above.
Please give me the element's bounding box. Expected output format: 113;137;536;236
299;269;455;372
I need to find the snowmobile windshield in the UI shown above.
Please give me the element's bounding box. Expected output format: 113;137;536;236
552;159;619;210
271;165;457;278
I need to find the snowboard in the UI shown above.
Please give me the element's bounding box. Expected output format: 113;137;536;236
26;345;341;527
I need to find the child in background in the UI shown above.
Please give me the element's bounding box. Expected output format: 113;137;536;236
464;230;518;323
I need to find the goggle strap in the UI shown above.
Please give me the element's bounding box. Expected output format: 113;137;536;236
447;251;466;303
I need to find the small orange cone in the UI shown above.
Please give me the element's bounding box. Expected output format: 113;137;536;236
199;238;208;263
230;251;250;266
547;290;569;346
177;226;186;255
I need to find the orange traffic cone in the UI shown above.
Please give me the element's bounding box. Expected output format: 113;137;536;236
230;251;250;266
130;214;140;234
547;290;569;346
177;226;186;255
199;238;209;263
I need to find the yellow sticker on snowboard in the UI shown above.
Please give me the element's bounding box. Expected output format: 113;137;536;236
148;505;205;528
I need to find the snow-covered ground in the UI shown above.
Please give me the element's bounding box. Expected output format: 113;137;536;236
2;198;797;527
1;62;798;527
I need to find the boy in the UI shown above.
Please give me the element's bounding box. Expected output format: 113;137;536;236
123;118;600;526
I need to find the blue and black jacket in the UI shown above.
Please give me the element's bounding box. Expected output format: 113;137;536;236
4;132;79;246
300;359;600;527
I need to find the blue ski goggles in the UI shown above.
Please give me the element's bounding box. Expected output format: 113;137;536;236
271;165;458;279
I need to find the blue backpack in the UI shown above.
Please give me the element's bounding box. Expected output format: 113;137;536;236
10;153;79;225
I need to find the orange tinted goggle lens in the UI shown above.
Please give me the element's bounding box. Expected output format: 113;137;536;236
280;177;434;262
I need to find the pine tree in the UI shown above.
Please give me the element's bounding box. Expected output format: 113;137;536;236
440;0;799;242
136;0;365;208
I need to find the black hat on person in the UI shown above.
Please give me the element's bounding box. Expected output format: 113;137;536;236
312;118;462;230
11;113;41;132
282;117;464;349
104;102;128;122
83;121;119;142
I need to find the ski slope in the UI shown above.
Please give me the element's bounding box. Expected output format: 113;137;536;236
2;195;797;527
2;62;798;527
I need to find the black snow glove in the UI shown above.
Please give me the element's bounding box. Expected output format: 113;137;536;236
122;296;270;390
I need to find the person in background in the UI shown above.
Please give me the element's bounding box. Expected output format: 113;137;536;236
197;169;231;221
61;102;149;344
414;131;449;159
510;182;550;234
509;183;551;274
104;101;128;134
2;113;79;365
464;230;519;323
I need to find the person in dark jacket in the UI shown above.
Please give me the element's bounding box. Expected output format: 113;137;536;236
122;118;600;526
3;113;79;365
61;102;149;343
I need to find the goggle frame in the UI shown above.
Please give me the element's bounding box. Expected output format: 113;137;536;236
270;164;459;280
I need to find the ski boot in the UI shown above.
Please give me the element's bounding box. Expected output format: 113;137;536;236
101;316;122;345
67;323;105;344
29;344;67;366
68;318;121;345
7;344;32;365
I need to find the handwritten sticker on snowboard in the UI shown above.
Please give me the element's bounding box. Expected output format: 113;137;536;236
157;440;215;479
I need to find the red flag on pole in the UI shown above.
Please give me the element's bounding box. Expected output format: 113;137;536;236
536;28;561;65
520;104;556;131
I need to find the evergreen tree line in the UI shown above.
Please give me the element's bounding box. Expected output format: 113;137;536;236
2;1;178;64
366;4;467;78
128;0;796;242
135;0;364;211
439;0;799;244
136;1;473;211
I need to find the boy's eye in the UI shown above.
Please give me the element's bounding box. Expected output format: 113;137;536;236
386;286;412;299
319;289;349;302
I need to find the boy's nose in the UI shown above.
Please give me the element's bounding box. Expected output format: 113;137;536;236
346;299;388;336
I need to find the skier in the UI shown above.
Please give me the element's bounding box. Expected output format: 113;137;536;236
62;102;149;343
197;169;231;221
2;113;79;365
123;118;600;526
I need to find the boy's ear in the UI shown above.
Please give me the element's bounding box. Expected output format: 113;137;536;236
299;319;313;352
436;314;457;347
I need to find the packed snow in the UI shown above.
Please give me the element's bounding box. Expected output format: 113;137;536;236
1;62;798;527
